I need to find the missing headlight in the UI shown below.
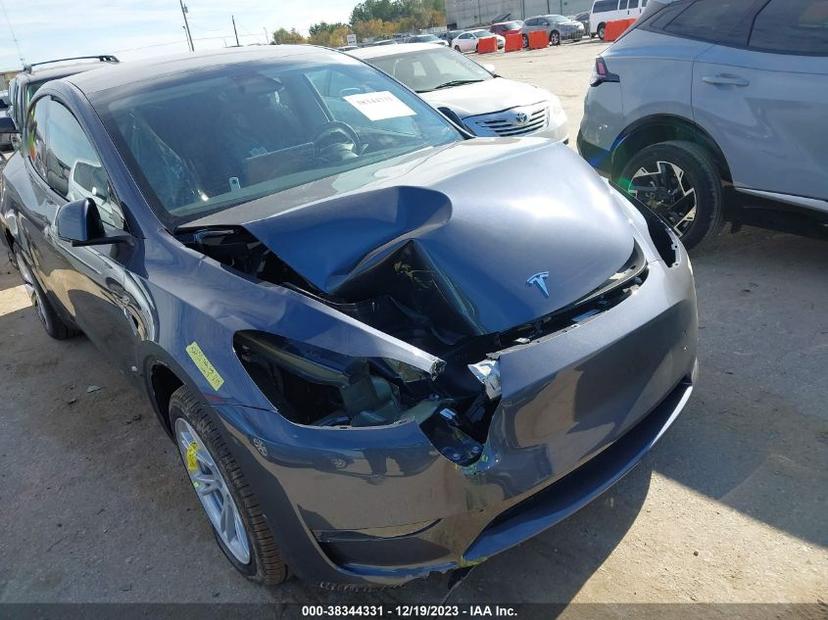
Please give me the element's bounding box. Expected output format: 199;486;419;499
233;331;492;465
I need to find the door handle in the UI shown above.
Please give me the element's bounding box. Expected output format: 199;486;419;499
702;74;750;87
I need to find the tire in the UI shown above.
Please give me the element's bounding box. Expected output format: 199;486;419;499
454;45;461;52
550;30;561;46
618;140;724;250
597;23;606;40
13;245;79;340
522;34;529;48
169;385;289;585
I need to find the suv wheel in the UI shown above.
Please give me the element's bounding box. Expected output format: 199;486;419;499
597;23;606;40
618;140;724;250
13;245;79;339
170;385;289;584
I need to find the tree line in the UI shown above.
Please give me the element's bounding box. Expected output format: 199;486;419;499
271;0;446;48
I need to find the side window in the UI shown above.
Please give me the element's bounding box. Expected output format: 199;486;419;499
663;0;758;46
750;0;828;55
46;101;126;230
26;97;49;179
593;1;620;13
627;0;640;8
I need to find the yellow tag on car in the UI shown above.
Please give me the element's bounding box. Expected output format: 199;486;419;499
186;441;199;473
186;341;225;391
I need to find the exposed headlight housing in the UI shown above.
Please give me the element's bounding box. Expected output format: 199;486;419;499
468;358;501;400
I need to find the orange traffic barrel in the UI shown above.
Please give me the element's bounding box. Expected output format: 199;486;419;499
477;36;497;54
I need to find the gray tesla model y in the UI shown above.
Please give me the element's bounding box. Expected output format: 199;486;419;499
0;46;698;588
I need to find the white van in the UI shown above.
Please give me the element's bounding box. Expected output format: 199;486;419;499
589;0;648;39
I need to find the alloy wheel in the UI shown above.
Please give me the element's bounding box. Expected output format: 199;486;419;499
627;160;698;237
175;417;251;564
550;32;560;46
14;250;48;327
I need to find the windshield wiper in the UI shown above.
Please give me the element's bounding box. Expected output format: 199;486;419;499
419;79;485;93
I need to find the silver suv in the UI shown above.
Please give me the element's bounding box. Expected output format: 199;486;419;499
578;0;828;248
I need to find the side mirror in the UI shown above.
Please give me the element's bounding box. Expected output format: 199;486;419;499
56;198;131;247
0;115;18;134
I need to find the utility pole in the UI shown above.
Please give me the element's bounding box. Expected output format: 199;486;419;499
179;0;194;51
232;15;240;47
263;26;269;44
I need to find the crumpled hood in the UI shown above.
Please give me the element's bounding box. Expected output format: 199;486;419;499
420;77;555;119
189;139;635;335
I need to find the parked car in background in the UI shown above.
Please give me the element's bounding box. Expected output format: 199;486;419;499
364;39;397;47
405;33;449;46
0;44;697;589
521;14;585;46
336;45;359;52
579;0;828;249
351;43;568;142
490;20;524;37
590;0;648;40
572;11;591;34
442;29;463;43
452;29;506;52
6;55;119;143
0;91;11;150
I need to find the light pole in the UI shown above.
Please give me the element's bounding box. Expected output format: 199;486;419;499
179;0;194;51
232;15;240;47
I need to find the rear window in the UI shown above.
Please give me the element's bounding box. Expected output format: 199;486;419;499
749;0;828;55
662;0;757;46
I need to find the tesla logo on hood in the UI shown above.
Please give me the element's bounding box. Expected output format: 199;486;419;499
527;272;550;298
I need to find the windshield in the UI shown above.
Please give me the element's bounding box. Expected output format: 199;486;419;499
367;47;493;93
97;58;460;224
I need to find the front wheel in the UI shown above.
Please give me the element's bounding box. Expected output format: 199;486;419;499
618;140;724;250
454;45;462;52
170;385;289;584
550;31;561;46
597;23;606;40
522;34;529;48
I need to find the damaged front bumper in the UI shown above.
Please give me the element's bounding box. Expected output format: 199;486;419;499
214;248;698;587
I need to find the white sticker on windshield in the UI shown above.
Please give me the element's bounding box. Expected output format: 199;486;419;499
343;91;416;121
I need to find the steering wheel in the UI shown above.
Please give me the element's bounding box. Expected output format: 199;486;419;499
312;121;362;163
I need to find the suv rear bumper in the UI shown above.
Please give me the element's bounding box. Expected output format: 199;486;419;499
577;130;613;177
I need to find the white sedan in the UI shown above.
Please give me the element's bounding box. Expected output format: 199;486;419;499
349;43;568;143
451;29;506;53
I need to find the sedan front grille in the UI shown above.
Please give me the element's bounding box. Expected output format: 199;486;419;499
465;103;550;137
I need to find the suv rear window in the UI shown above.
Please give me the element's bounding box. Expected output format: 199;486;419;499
662;0;757;45
749;0;828;55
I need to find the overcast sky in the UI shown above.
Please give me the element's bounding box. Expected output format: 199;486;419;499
0;0;358;70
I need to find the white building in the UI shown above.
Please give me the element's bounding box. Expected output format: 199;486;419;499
446;0;594;29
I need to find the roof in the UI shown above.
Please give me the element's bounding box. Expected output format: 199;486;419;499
67;46;348;97
349;42;447;60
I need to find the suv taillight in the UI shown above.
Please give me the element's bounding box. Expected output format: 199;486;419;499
591;57;620;87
